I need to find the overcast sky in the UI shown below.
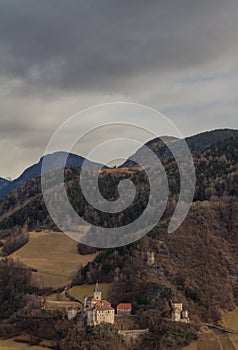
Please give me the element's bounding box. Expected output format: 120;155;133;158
0;0;238;179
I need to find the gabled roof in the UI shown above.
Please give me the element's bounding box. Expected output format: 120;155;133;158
117;303;132;309
95;304;114;311
93;300;113;311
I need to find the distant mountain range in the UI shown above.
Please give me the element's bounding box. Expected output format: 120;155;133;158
0;127;238;234
123;128;238;167
0;152;103;199
0;128;237;200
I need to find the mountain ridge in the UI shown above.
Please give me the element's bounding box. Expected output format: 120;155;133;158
0;177;11;192
0;131;237;234
0;151;104;199
1;128;237;199
123;128;238;167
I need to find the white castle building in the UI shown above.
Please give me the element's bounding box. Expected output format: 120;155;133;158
84;281;115;326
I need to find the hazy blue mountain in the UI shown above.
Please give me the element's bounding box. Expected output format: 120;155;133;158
0;152;103;199
0;178;11;192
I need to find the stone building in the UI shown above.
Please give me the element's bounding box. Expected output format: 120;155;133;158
171;301;189;323
117;303;132;315
147;252;155;266
84;281;115;326
67;306;78;320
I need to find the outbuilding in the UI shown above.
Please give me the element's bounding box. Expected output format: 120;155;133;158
117;303;132;315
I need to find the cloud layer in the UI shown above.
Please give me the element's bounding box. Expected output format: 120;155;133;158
0;0;238;177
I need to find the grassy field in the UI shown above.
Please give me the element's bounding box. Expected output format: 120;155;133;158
70;283;112;302
219;334;237;350
221;308;238;350
45;299;81;311
183;308;238;350
222;308;238;331
183;329;222;350
0;336;52;349
100;166;142;175
183;334;235;350
10;231;97;288
45;283;112;312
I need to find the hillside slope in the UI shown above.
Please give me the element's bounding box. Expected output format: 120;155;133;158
0;129;238;349
123;128;238;167
0;133;237;234
10;231;97;288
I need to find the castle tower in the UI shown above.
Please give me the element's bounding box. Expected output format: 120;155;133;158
93;281;102;301
147;251;155;266
83;295;88;312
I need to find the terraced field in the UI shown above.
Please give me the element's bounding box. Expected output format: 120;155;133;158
183;308;238;350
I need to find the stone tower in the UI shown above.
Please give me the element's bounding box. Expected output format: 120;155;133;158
93;281;101;301
147;251;155;266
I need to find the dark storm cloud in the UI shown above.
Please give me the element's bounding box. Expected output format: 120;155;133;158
0;0;238;178
0;0;238;93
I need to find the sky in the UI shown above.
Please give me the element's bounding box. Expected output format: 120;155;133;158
0;0;238;179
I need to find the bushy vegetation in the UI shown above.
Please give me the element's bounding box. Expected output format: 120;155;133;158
77;242;102;255
140;318;198;350
0;258;32;320
60;324;126;350
1;230;29;256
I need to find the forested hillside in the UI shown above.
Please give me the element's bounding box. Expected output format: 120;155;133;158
0;130;238;349
0;135;237;234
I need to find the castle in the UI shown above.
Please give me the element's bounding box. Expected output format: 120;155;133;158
83;282;115;326
171;301;189;323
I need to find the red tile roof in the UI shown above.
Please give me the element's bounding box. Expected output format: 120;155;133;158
94;300;114;311
117;303;132;309
95;303;113;311
96;305;114;311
